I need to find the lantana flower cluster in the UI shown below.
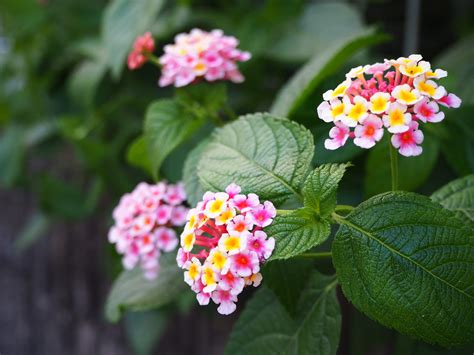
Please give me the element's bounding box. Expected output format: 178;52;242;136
158;28;251;87
127;32;155;70
177;183;276;315
108;182;188;280
317;54;461;156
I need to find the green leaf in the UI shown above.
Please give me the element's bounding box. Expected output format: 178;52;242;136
105;253;186;322
198;113;314;205
365;135;439;197
183;139;210;207
126;135;153;177
0;125;25;187
262;259;314;316
265;208;330;260
431;174;474;224
68;59;106;107
268;2;366;62
270;29;388;117
124;310;168;355
144;99;206;180
175;82;227;116
225;271;341;355
14;212;50;251
303;163;350;216
101;0;165;78
332;192;474;347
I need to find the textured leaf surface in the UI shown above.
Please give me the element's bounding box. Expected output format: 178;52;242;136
265;208;331;260
198;113;314;205
183;139;209;207
225;271;340;355
144;99;206;179
431;174;474;224
105;253;185;322
101;0;164;78
303;163;349;216
270;29;387;117
365;135;439;197
332;192;474;347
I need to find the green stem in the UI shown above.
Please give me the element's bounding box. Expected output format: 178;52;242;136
389;139;399;191
335;204;354;214
144;52;162;67
276;209;293;216
296;251;332;259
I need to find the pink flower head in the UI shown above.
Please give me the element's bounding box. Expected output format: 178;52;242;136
354;115;384;149
108;181;188;279
128;32;155;70
324;122;350;150
178;183;275;315
391;121;424;157
316;54;461;156
158;28;251;87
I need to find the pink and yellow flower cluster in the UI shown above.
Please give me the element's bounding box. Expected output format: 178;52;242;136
177;183;276;315
317;54;461;157
158;28;251;87
108;182;188;280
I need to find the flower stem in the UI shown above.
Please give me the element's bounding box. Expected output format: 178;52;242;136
144;52;161;67
335;205;354;214
296;251;332;259
389;139;399;191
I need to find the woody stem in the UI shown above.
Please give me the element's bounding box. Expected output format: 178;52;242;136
389;139;399;191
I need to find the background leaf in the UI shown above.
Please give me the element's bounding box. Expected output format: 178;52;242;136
101;0;165;78
332;192;474;347
124;309;168;355
270;29;387;117
144;99;206;180
198;113;314;205
431;174;474;223
303;163;350;217
105;253;186;322
126;135;153;177
225;271;340;355
268;2;366;62
183;139;210;207
265;208;330;260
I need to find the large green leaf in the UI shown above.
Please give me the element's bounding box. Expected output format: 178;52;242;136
364;135;439;197
101;0;165;78
105;253;185;322
183;139;210;207
124;310;168;355
265;208;330;260
126;135;153;177
68;59;106;107
262;259;314;316
225;271;340;355
144;99;206;180
303;163;350;217
332;192;474;347
431;174;474;224
270;29;387;117
268;2;366;62
198;113;314;205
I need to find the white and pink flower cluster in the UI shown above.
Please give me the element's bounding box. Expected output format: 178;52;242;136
177;183;276;315
158;28;251;87
108;182;188;280
317;54;461;157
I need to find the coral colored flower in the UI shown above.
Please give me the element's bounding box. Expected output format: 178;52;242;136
158;28;251;87
391;121;424;157
108;181;188;279
177;183;275;315
128;32;155;70
354;115;384;149
316;54;461;156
